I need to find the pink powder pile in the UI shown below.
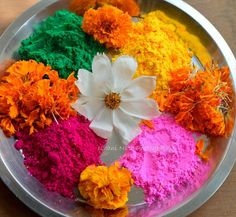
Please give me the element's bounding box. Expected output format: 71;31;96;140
15;115;106;199
120;114;211;204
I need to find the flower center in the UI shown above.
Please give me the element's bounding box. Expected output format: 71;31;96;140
102;21;113;33
105;93;121;110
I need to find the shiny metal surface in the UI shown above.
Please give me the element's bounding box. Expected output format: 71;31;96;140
0;0;236;216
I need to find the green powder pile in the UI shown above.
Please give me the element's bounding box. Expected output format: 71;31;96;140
18;10;106;78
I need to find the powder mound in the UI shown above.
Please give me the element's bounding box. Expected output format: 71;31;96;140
115;10;192;96
18;10;106;78
15;116;106;199
120;114;211;204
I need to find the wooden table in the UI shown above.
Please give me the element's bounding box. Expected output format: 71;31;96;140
0;0;235;216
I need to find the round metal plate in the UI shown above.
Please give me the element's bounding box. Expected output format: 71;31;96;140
0;0;236;216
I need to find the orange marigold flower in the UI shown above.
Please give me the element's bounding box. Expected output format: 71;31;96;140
162;64;233;136
69;0;97;16
194;102;225;136
168;67;191;92
78;162;133;210
195;139;213;162
106;0;140;16
0;60;79;136
86;206;129;217
195;139;208;161
141;120;155;129
69;0;140;16
82;6;132;49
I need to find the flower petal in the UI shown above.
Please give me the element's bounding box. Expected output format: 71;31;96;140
101;129;126;165
92;54;112;87
76;69;106;97
90;107;113;139
120;99;160;120
113;109;141;143
121;76;156;100
72;96;104;121
112;56;138;92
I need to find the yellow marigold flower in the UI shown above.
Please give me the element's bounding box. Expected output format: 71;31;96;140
78;163;133;210
82;6;132;49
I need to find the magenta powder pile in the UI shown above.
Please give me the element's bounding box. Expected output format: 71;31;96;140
15;116;106;199
120;114;211;204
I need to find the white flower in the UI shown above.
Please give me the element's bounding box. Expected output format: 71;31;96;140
73;54;160;145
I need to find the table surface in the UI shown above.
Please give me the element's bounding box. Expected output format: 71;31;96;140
0;0;235;217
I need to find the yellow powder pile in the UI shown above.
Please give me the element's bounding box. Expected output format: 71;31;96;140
154;10;211;65
115;10;211;104
116;11;191;96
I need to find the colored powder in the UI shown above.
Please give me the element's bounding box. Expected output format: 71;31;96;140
15;116;107;199
120;115;211;204
18;10;106;79
152;10;211;65
115;10;192;95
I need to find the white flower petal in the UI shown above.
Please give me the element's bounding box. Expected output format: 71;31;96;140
107;129;125;148
72;96;104;121
120;99;160;120
121;76;156;100
76;69;106;97
112;56;138;91
101;129;126;165
90;107;113;139
113;109;141;143
92;54;112;87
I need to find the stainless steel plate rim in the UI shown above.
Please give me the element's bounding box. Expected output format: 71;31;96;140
0;0;236;217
